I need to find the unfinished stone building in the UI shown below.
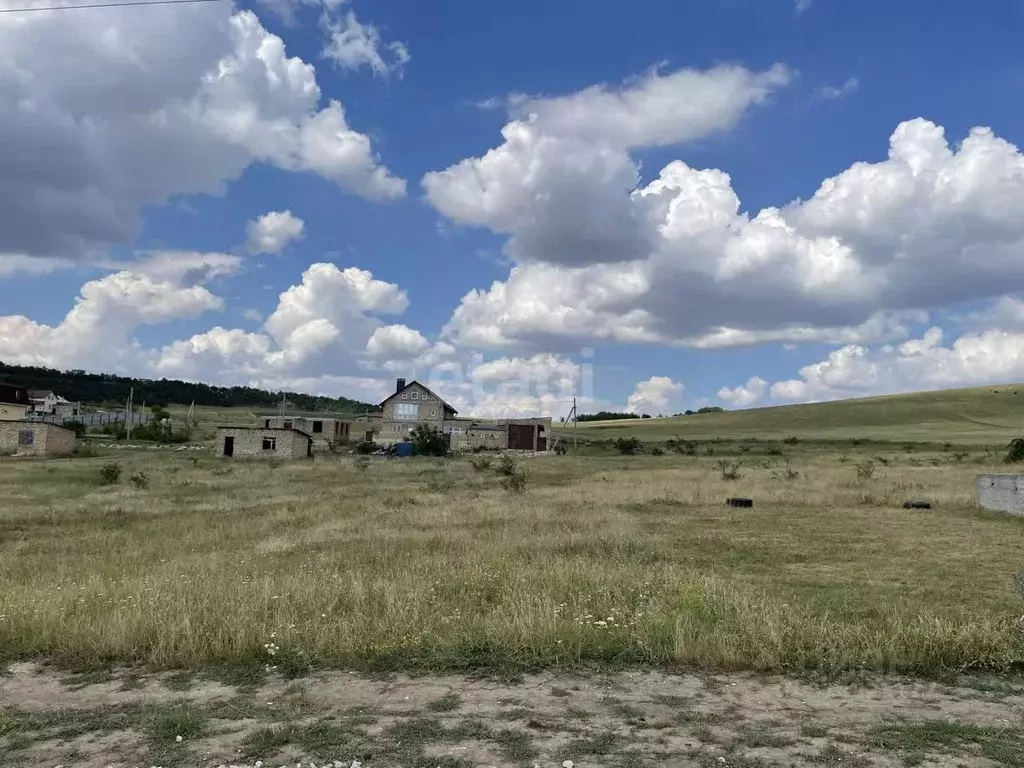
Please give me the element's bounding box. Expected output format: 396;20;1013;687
216;426;313;460
0;421;76;457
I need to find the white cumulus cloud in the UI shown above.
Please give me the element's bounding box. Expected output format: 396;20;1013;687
245;210;306;254
0;3;403;265
627;376;684;415
718;376;768;407
430;111;1024;353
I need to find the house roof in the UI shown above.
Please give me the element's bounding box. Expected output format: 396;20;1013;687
379;380;458;415
28;389;53;399
0;384;31;406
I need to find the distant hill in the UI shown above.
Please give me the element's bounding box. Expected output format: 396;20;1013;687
0;362;381;414
565;383;1024;445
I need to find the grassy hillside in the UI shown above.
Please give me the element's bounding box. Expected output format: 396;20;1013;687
568;383;1024;444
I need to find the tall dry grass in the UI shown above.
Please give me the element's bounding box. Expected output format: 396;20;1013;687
1;449;1023;676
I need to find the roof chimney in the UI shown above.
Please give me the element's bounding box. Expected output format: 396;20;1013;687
396;378;406;393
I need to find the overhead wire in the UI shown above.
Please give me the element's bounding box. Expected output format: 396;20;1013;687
0;0;223;13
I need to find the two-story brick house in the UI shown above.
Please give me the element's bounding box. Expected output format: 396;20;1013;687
374;379;458;444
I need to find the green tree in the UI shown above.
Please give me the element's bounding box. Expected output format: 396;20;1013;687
409;425;449;457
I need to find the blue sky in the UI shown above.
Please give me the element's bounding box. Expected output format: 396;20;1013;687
3;0;1024;416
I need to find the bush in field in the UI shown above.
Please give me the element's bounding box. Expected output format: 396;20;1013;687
765;442;784;456
651;446;665;456
613;437;643;455
354;440;377;455
470;455;493;471
129;471;149;489
553;442;567;455
410;424;450;457
1005;438;1024;464
717;460;742;481
502;469;528;493
783;436;799;445
63;420;87;437
854;460;876;480
99;463;122;485
771;463;800;481
496;454;518;477
666;437;698;456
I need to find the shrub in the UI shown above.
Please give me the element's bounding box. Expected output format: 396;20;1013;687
854;460;876;480
72;442;98;458
99;463;122;485
496;454;518;477
666;437;698;456
99;421;128;440
553;443;567;456
771;463;800;481
63;419;87;437
782;436;799;445
651;446;665;456
410;425;449;457
717;460;742;481
354;440;377;455
129;471;149;489
765;442;784;456
613;437;643;455
502;469;528;493
470;455;493;471
1005;439;1024;464
739;444;752;454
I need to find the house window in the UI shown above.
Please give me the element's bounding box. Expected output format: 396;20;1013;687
264;419;271;428
18;430;34;446
312;421;323;433
262;437;277;451
282;420;293;429
394;403;419;420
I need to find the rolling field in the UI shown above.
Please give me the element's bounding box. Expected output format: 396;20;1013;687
2;446;1023;675
566;382;1024;443
5;391;1024;766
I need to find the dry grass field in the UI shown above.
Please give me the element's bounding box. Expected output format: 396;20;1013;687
2;445;1023;676
4;430;1024;765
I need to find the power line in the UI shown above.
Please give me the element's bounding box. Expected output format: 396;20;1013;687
0;0;223;13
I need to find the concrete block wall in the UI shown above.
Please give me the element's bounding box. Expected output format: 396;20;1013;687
976;474;1024;515
217;427;310;459
0;422;75;457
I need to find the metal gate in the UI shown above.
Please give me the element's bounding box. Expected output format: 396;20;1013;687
508;424;534;450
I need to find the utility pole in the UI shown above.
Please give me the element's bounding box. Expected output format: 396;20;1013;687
125;386;134;440
573;397;578;452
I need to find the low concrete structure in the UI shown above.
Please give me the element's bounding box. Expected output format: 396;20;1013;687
976;474;1024;515
447;418;553;452
216;426;312;460
0;421;76;457
260;416;351;451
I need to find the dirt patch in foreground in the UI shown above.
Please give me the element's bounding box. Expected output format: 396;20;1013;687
2;664;1023;767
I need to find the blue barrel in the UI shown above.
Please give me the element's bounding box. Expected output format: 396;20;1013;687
394;442;414;457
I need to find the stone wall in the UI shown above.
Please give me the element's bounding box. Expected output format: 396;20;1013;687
217;427;311;460
261;416;351;449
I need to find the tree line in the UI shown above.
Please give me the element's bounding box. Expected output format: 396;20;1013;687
0;362;380;413
574;406;727;422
